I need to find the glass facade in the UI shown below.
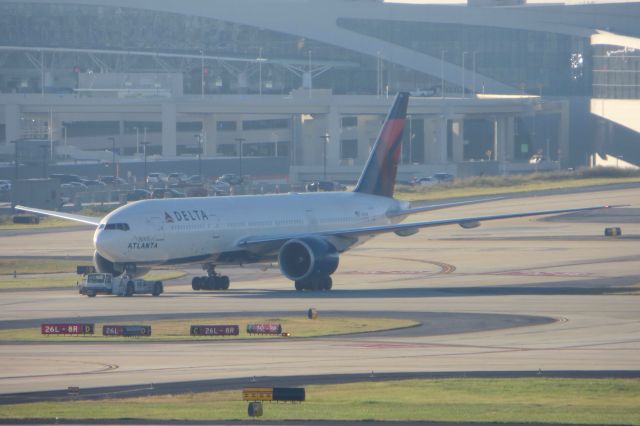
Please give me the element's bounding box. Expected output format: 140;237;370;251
337;18;592;96
0;3;601;97
593;45;640;99
0;3;390;95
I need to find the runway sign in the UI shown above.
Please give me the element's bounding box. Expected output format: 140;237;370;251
242;387;305;402
273;387;305;402
246;323;282;335
190;325;239;336
604;227;622;237
243;387;273;401
102;325;151;337
247;401;263;417
41;323;94;335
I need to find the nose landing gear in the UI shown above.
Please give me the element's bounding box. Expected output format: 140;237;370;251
191;264;230;291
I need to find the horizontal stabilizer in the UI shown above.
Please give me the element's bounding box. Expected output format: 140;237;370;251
387;197;504;218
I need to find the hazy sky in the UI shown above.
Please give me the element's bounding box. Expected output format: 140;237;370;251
385;0;637;4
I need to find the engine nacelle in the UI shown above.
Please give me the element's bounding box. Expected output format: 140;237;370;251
395;228;419;237
459;220;481;229
278;237;339;281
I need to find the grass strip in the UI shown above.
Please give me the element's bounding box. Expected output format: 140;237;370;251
0;258;86;275
0;316;417;342
0;269;186;290
0;206;113;230
396;176;640;201
0;217;91;230
0;378;638;424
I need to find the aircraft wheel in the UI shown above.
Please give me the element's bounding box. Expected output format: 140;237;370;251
152;281;163;296
191;277;201;291
322;276;333;291
202;276;213;290
310;277;322;291
218;276;230;290
125;281;134;297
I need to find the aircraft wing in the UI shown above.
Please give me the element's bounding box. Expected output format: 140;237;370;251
387;196;504;218
14;205;102;226
238;205;616;251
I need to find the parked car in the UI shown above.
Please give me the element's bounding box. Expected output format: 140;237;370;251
69;181;88;190
167;172;189;185
185;175;204;185
0;180;11;191
529;154;547;164
151;188;185;199
49;173;83;184
306;181;347;192
210;181;231;196
432;173;454;183
126;189;152;201
409;87;438;97
185;186;208;197
81;179;106;188
216;173;243;186
146;172;168;185
413;176;437;186
99;176;128;186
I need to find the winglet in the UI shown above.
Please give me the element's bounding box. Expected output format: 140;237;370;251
354;92;409;198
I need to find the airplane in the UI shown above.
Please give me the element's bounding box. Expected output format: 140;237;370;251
17;92;617;291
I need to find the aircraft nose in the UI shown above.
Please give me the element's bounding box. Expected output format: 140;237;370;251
93;227;117;261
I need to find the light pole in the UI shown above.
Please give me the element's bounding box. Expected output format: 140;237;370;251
141;141;150;189
440;50;446;98
201;49;205;98
133;126;139;155
143;126;147;149
321;132;330;180
235;137;246;180
257;47;266;96
462;51;468;98
10;140;19;182
408;115;413;164
472;51;477;97
194;134;203;179
108;137;116;177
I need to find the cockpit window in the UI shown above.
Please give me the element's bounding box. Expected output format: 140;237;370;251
98;224;105;230
104;223;130;231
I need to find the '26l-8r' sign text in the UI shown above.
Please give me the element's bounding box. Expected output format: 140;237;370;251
41;324;95;335
190;325;239;336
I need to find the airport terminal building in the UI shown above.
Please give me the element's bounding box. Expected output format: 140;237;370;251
0;0;639;182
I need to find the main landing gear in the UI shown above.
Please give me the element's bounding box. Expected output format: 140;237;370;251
192;264;230;291
294;275;332;291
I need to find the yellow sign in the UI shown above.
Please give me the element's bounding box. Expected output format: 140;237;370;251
242;387;273;401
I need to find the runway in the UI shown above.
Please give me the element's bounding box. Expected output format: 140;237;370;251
0;187;639;399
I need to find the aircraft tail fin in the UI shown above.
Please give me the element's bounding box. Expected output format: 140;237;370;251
354;92;409;198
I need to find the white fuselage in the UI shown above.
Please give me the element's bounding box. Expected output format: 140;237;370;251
93;191;405;267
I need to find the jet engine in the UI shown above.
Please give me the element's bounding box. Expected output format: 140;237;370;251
278;236;339;281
